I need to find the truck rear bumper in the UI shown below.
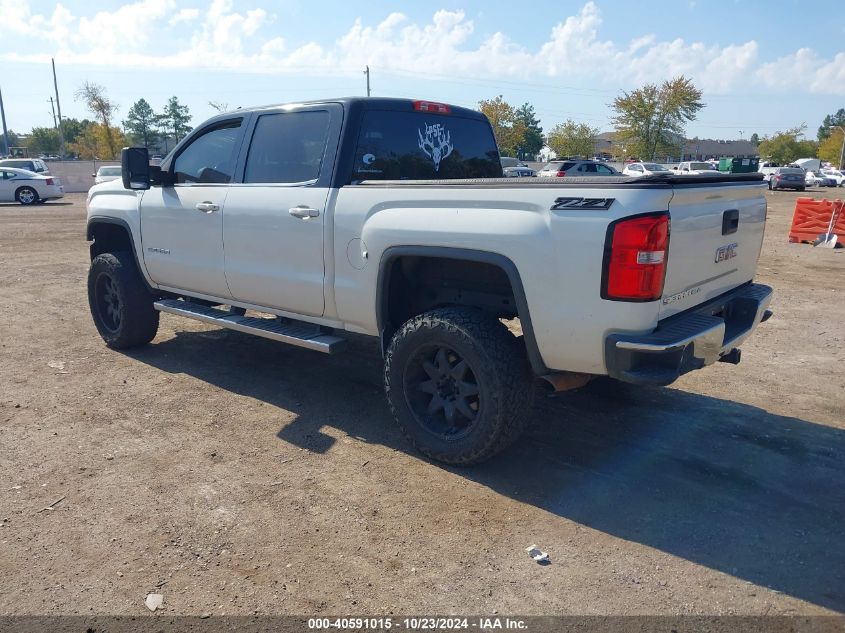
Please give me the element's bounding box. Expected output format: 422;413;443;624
605;283;773;386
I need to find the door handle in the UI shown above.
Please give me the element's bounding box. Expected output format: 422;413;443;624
196;201;219;213
289;206;320;219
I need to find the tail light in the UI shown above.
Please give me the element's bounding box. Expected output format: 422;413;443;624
45;178;54;185
556;171;567;177
413;100;450;114
775;175;781;180
602;212;670;301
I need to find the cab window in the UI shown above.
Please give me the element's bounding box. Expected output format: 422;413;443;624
173;120;242;184
351;110;501;181
244;111;330;184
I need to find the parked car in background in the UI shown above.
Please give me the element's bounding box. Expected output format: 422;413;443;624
92;165;122;185
673;161;719;175
821;169;845;186
769;167;806;191
0;158;51;176
759;161;782;183
500;157;535;177
805;170;837;187
622;162;673;177
536;160;620;177
0;167;64;205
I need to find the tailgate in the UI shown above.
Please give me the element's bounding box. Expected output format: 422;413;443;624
660;181;766;318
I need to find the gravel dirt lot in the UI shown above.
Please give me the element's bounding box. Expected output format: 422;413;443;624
1;188;843;617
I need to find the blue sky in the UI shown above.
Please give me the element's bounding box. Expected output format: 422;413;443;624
1;0;843;141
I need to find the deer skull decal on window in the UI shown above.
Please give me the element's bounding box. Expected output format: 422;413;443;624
418;123;453;172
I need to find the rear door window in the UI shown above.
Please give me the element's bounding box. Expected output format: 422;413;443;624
244;111;331;184
351;110;501;181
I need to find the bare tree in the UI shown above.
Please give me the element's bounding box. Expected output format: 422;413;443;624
75;82;118;158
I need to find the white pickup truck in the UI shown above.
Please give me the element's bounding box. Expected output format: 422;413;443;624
673;161;720;175
86;97;773;464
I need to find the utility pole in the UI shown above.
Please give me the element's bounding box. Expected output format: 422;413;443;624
51;58;66;157
49;97;57;128
364;65;371;97
0;86;9;157
836;126;845;171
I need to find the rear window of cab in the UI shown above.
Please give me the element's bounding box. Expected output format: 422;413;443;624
351;111;501;182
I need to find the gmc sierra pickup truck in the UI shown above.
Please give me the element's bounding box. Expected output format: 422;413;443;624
86;97;773;465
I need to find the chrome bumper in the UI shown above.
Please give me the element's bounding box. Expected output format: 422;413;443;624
605;283;773;386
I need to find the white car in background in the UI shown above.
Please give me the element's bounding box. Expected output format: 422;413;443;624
92;165;123;185
0;167;64;205
805;170;837;188
672;161;720;175
622;162;673;177
822;169;845;186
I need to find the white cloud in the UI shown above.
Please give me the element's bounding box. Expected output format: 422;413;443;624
170;8;199;25
1;0;843;96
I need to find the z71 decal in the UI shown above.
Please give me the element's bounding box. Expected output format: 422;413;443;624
550;197;615;211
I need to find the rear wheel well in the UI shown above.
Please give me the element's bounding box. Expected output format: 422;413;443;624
380;254;519;339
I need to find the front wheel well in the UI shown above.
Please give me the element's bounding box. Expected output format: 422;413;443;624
88;221;133;259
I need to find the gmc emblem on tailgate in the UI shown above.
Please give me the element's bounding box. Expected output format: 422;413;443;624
715;243;738;263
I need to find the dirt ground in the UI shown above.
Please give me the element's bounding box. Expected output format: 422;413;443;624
1;188;843;617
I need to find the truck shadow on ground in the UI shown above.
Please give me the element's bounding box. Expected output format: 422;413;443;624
127;328;845;613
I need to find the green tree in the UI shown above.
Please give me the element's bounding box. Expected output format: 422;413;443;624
611;76;704;160
59;118;91;146
757;126;817;164
818;128;845;169
2;129;22;152
478;95;527;156
159;96;192;144
75;81;119;159
515;102;543;160
817;108;845;142
749;132;759;146
123;98;159;149
547;120;599;158
27;127;61;155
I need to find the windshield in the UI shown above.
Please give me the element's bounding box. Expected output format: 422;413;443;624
779;168;804;175
690;162;712;170
500;157;518;168
643;163;669;171
99;167;122;176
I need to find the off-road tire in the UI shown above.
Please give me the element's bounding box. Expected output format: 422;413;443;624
88;252;159;349
15;186;38;205
384;307;534;465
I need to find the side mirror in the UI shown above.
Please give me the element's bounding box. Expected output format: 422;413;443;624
121;147;150;190
91;173;96;178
